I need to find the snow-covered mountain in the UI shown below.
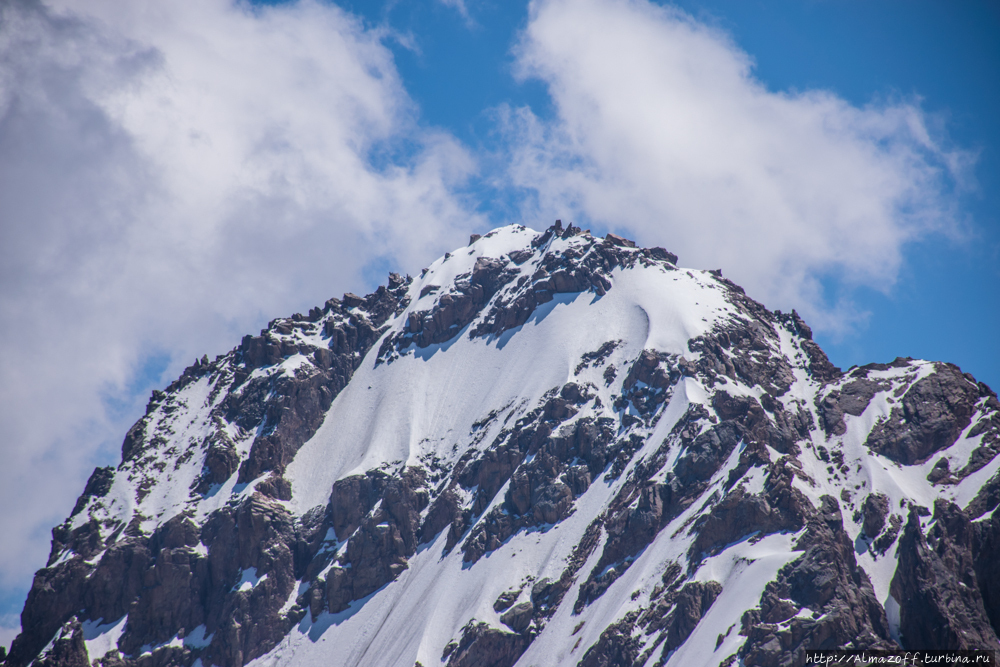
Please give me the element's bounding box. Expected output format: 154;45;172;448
7;223;1000;667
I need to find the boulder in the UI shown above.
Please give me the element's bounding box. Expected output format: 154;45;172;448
862;493;890;537
500;601;534;633
604;233;636;248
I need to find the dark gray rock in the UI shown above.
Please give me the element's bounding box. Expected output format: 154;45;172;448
691;318;800;397
33;620;89;667
967;470;1000;519
83;537;151;625
620;349;681;417
872;513;903;554
493;590;521;613
839;379;881;416
867;364;980;465
195;430;239;493
604;233;636;248
668;581;722;647
637;581;722;661
689;475;807;561
329;471;386;540
972;507;1000;637
647;247;678;264
471;256;509;295
890;503;999;650
578;612;642;667
325;469;428;613
927;457;952;484
255;472;292;500
500;601;534;633
117;544;210;655
70;466;115;516
444;622;531;667
460;389;615;564
120;418;148;463
740;496;895;667
5;558;93;667
575;340;621;374
818;379;880;437
776;310;842;383
862;493;890;537
507;249;534;265
48;517;105;564
198;493;300;667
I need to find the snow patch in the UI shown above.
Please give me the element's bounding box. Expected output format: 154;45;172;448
236;568;268;592
677;531;803;667
82;616;127;661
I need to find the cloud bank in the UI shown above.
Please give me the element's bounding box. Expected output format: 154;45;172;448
505;0;968;331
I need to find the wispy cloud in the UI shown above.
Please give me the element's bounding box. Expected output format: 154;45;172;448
505;0;969;332
437;0;476;28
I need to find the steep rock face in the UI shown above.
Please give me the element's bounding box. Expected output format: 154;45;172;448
739;496;895;667
323;468;428;614
32;621;89;667
972;509;1000;635
8;223;1000;667
866;363;982;466
7;560;93;667
890;502;1000;650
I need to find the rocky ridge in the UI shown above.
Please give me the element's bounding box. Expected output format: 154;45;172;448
6;223;1000;667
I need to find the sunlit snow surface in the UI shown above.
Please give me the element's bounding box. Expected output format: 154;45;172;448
58;225;998;667
286;231;734;512
82;616;128;662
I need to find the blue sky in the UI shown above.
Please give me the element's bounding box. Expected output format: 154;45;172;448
0;0;997;644
674;0;999;383
344;0;999;386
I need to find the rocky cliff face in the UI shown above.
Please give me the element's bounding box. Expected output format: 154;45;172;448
6;223;1000;667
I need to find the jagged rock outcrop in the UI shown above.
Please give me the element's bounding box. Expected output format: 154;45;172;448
444;622;532;667
973;508;1000;636
32;621;89;667
323;469;428;614
6;560;93;667
70;467;115;517
739;496;896;667
862;492;890;538
890;502;1000;650
867;363;982;465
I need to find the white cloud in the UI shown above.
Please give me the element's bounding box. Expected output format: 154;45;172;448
505;0;969;331
0;0;483;620
438;0;471;20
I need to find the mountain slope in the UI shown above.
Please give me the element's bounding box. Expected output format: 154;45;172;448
7;223;1000;667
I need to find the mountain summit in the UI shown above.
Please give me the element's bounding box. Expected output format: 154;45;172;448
8;223;1000;667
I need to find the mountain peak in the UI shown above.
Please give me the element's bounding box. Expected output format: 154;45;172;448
9;223;1000;667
